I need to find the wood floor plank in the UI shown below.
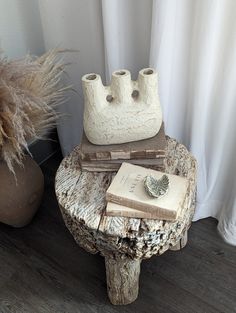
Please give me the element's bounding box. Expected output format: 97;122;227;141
0;230;115;313
0;152;236;312
141;224;236;313
190;219;236;267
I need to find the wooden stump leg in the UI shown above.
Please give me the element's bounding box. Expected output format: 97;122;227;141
105;256;141;305
170;229;188;251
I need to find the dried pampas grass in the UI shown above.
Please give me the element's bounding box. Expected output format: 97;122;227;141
0;49;70;173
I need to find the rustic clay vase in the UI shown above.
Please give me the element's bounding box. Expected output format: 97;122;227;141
82;68;162;145
0;155;44;227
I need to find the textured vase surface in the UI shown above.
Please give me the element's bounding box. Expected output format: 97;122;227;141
82;68;162;145
0;155;44;227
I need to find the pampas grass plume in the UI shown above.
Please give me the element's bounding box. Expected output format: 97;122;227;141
0;49;70;173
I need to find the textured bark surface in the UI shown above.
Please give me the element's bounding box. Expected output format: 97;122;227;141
55;137;197;304
169;228;188;251
105;256;141;305
1;153;236;312
55;137;197;259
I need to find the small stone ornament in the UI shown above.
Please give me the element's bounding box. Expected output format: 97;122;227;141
144;174;169;198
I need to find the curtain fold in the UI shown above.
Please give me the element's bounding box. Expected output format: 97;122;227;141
102;0;152;82
102;0;236;245
1;0;235;244
149;0;236;244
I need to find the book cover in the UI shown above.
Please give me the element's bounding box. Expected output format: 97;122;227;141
106;201;187;220
80;158;165;172
106;163;189;220
80;123;166;161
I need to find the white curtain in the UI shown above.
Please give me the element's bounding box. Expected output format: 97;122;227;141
149;0;236;245
0;0;235;245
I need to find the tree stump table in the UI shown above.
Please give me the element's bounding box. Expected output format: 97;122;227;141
55;137;197;305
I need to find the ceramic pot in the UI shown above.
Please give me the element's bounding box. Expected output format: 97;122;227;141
0;155;44;227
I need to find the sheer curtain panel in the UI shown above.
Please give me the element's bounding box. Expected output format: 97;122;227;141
0;0;235;245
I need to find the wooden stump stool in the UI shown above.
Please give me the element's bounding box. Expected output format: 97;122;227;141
55;137;197;305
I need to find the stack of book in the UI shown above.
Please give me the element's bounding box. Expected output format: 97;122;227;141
79;123;167;172
106;163;189;220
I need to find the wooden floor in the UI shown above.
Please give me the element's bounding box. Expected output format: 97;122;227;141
0;154;236;313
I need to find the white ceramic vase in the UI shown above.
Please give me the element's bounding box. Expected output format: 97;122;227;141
82;68;162;145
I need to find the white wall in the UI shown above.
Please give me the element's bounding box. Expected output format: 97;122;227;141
0;0;45;57
0;0;105;155
39;0;105;154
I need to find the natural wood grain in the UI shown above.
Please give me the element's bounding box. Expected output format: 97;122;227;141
55;137;197;304
55;138;197;258
0;153;235;312
105;257;141;305
169;228;188;251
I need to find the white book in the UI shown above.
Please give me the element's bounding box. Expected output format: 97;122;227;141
106;163;189;221
106;202;170;219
